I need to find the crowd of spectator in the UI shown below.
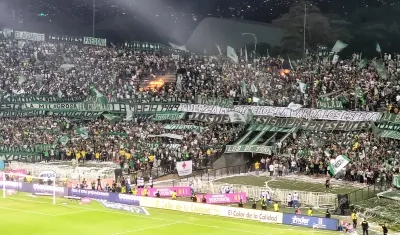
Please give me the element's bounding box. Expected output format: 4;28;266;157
0;31;399;183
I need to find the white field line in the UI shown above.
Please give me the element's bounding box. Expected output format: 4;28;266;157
0;205;54;216
2;197;336;235
110;223;179;235
53;210;91;216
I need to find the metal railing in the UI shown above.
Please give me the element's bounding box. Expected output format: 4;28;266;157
347;182;391;204
171;164;248;184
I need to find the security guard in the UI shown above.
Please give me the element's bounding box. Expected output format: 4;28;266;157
261;197;267;210
382;223;388;235
273;202;279;212
361;218;369;235
325;209;331;218
351;211;358;229
307;208;313;216
171;190;177;200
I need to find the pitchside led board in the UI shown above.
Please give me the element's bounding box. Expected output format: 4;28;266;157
0;160;4;170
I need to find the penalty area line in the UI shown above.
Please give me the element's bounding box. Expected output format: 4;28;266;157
110;222;180;235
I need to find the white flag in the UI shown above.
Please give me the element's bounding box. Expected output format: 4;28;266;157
245;109;253;123
176;160;193;176
376;43;381;53
299;82;307;93
245;45;248;62
216;44;222;56
125;110;133;121
228;111;246;123
287;102;302;111
332;54;340;64
328;155;350;176
331;40;348;53
227;46;238;63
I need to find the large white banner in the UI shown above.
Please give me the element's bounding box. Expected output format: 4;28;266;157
178;104;382;122
176;160;192;176
14;31;45;42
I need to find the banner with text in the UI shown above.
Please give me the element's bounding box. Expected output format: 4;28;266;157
48;34;83;43
178;104;381;122
137;187;191;197
282;214;339;231
153;112;186;121
225;145;274;155
196;193;247;204
69;188;140;206
195;96;234;108
14;31;45;41
83;37;107;47
316;100;344;110
254;116;370;131
188;113;232;124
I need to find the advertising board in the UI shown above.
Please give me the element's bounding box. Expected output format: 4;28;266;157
196;193;247;204
139;197;283;223
282;214;339;231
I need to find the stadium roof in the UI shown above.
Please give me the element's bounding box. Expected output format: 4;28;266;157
185;17;285;55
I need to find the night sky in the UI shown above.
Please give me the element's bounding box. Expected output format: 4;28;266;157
10;0;394;25
2;0;399;44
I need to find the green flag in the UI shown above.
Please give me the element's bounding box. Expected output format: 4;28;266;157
58;136;70;146
328;155;350;176
103;114;121;122
75;127;89;139
355;86;366;106
90;86;107;105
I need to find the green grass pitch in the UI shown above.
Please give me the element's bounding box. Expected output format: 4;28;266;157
0;192;340;235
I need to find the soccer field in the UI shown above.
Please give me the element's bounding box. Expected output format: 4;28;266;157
0;193;340;235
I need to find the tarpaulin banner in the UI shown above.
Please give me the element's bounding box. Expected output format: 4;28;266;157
225;145;274;155
282;214;339;231
68;188;140;206
253;116;370;132
0;181;67;196
137;187;192;197
196;193;247;204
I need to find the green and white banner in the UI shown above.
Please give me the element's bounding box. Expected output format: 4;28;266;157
0;144;55;154
163;124;204;133
15;31;45;42
376;122;400;131
393;175;400;189
178;103;382;122
147;133;184;140
328;155;350;176
195;96;234;108
225;145;274;155
247;124;297;133
0;153;42;163
83;37;107;47
380;113;400;125
153;112;186;121
253;116;370;131
378;130;400;141
188;113;231;124
316;100;344;110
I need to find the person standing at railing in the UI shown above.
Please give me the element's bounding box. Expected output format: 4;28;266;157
255;161;260;175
